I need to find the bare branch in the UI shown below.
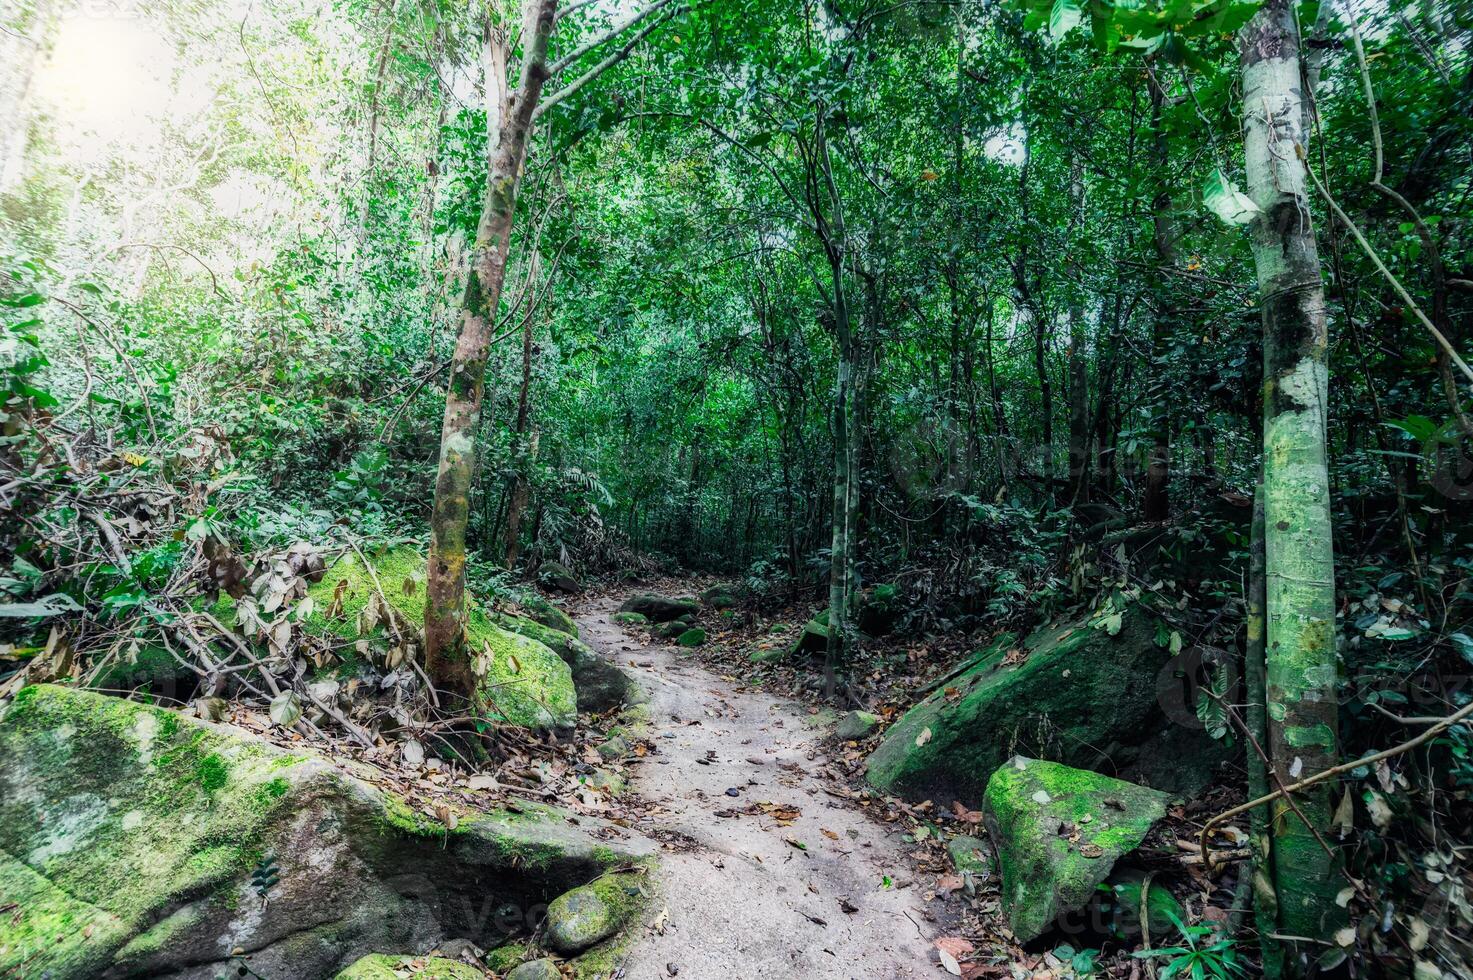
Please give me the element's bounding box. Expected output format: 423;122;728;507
546;0;675;77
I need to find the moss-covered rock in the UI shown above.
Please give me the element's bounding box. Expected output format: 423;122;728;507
506;958;562;980
835;710;881;741
495;614;633;714
699;583;741;609
982;756;1168;942
522;596;578;637
537;561;581;595
93;645;194;696
617;594;698;622
544;873;645;955
788;617;830;657
335;954;485;979
676;628;706;647
0;685;655;979
611;611;647;626
305;550;575;730
866;601;1225;802
748;646;786;664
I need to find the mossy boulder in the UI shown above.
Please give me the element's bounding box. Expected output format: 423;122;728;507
304;550;575;730
617;593;698;623
506;958;562;980
611;611;647;626
0;685;655;979
335;954;485;979
520;596;578;637
537;561;581;595
544;873;646;955
676;628;706;647
495;614;634;714
699;583;741;609
983;756;1168;942
788;617;830;657
866;601;1224;801
835;710;881;741
748;647;786;664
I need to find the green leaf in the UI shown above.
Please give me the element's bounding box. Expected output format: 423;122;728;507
0;593;83;618
1049;0;1084;39
1450;633;1473;666
1202;169;1261;226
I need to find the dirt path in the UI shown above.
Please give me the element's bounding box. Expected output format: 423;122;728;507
576;596;940;979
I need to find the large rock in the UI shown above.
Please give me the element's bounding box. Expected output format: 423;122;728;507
835;710;881;741
543;874;645;955
304;550;575;730
522;597;578;637
495;614;637;713
788;616;830;657
699;583;742;609
0;686;655;979
983;756;1168;942
537;561;581;595
857;583;900;636
618;593;699;622
866;599;1225;801
506;959;562;980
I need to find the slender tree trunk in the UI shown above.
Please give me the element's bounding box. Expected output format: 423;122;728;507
424;0;558;700
503;279;540;570
1143;68;1174;522
1066;155;1090;503
1240;0;1343;962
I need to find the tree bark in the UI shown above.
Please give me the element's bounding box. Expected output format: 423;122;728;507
424;0;558;700
1245;480;1284;979
1066;154;1090;503
1142;67;1174;522
1240;0;1344;962
503;267;541;570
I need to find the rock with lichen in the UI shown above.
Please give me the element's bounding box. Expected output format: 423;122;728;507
300;549;576;730
0;685;655;979
617;594;698;623
866;600;1229;802
506;957;563;980
982;756;1168;942
543;874;647;954
495;613;638;713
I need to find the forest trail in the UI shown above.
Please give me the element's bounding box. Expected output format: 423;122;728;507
575;595;941;979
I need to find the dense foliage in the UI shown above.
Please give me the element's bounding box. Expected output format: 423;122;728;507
3;0;1473;975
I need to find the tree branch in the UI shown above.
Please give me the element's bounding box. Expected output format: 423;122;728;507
547;0;674;77
535;5;684;121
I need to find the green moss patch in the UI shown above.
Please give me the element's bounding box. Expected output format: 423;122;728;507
306;549;575;729
866;601;1226;801
982;756;1168;942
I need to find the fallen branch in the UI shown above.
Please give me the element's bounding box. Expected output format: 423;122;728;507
1200;696;1473;861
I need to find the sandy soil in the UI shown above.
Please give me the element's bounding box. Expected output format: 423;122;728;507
575;595;941;980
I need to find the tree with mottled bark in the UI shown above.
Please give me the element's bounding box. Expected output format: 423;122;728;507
1239;0;1345;966
423;0;684;701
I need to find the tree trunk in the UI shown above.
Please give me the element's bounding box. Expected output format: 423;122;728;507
424;0;558;701
1143;68;1174;522
504;281;540;570
1240;0;1344;962
1066;155;1089;503
1246;481;1283;979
